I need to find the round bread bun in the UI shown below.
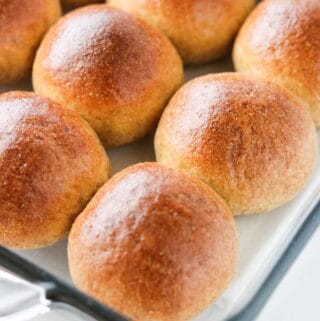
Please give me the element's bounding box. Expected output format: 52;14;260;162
68;162;237;321
108;0;255;64
0;91;110;249
0;0;61;85
33;5;183;147
155;73;318;215
62;0;103;10
233;0;320;126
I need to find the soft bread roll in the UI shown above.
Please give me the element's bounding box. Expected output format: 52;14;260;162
62;0;103;10
233;0;320;126
0;91;110;249
108;0;255;64
33;5;183;147
0;0;61;85
155;73;318;215
68;162;237;321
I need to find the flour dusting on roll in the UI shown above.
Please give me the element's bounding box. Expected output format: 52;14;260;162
33;5;183;147
109;0;255;64
0;91;110;249
155;73;318;215
0;0;61;85
68;162;237;321
233;0;320;126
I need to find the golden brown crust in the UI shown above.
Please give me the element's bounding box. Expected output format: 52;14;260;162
109;0;255;64
155;73;318;215
0;0;61;85
62;0;104;10
233;0;320;126
0;91;110;249
68;162;237;321
33;5;183;147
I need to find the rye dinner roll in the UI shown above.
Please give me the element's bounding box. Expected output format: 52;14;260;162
108;0;255;64
68;162;237;321
233;0;320;126
0;91;110;249
155;73;318;215
0;0;61;86
33;5;183;147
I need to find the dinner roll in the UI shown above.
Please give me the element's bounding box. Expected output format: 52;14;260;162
109;0;255;64
0;0;61;85
69;162;237;321
155;73;318;215
33;5;183;147
233;0;320;126
62;0;103;10
0;91;110;249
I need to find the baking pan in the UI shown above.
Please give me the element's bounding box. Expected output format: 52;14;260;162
1;56;320;321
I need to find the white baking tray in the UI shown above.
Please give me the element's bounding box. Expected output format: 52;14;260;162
2;57;319;321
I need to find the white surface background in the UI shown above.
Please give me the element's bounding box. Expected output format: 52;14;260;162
256;227;320;321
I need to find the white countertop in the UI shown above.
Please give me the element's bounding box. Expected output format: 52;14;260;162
256;227;320;321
